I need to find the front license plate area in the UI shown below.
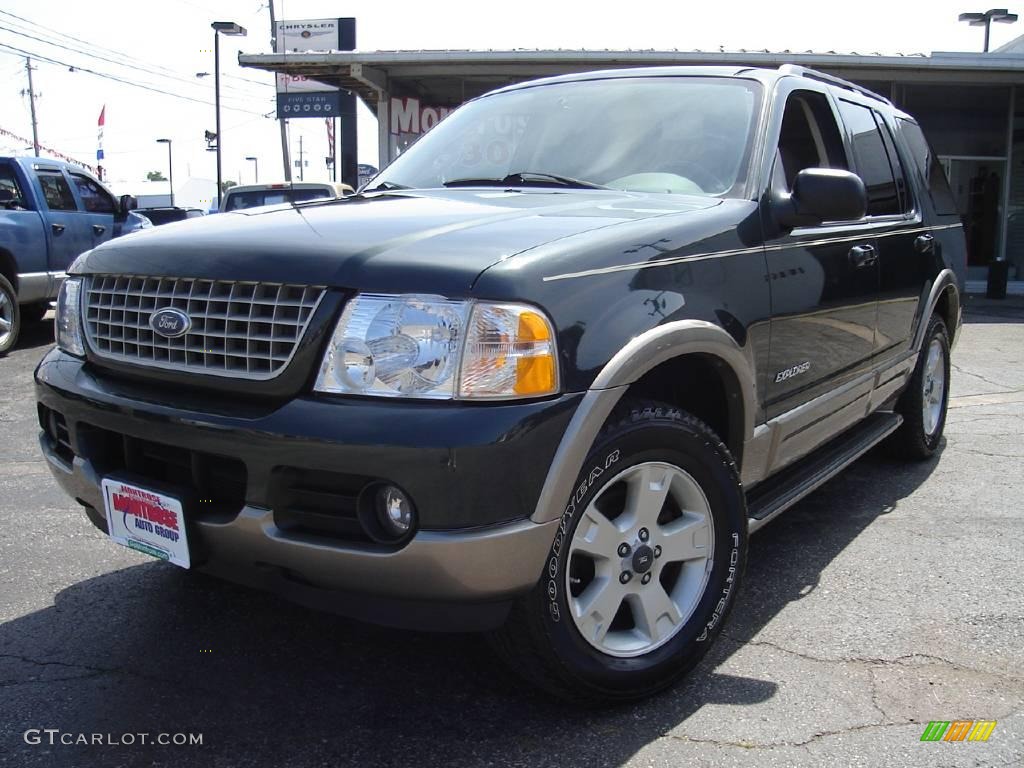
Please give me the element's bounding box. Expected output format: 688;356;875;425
101;478;191;568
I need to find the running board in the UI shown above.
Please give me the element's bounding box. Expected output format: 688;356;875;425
746;411;903;534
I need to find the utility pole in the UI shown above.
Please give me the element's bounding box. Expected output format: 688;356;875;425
214;30;223;206
24;58;40;157
298;134;305;181
268;0;293;181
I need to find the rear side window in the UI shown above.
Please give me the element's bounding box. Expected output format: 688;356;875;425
70;173;116;214
223;188;332;211
0;163;28;208
837;100;901;216
898;119;959;216
35;170;77;211
776;90;849;190
875;118;911;214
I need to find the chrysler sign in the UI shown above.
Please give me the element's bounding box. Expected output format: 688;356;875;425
274;18;354;53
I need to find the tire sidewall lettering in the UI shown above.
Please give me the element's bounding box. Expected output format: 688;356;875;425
546;449;620;623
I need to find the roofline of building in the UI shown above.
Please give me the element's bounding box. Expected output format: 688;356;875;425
240;47;1024;72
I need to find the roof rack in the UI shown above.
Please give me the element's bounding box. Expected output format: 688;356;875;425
777;64;893;106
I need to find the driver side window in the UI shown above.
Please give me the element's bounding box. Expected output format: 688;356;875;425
776;91;848;190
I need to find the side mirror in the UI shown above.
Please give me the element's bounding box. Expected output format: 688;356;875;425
773;168;866;229
118;194;138;216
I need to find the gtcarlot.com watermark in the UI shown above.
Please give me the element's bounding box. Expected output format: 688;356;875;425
24;729;203;747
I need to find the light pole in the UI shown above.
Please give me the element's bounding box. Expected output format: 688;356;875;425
959;8;1018;51
211;21;247;209
156;138;173;207
245;156;259;184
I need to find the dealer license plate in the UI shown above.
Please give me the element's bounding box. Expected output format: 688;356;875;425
101;478;191;568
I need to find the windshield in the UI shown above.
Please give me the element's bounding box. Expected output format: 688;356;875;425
374;77;762;197
223;188;333;211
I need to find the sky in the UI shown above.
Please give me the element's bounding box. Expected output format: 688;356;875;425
0;0;1019;199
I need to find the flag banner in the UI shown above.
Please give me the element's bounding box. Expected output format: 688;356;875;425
97;105;105;161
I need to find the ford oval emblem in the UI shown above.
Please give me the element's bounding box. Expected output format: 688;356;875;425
149;308;192;339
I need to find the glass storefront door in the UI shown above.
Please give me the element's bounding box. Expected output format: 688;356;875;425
940;156;1006;269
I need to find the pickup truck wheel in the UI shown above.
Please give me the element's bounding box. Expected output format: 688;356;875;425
0;275;19;356
489;401;747;703
887;315;950;460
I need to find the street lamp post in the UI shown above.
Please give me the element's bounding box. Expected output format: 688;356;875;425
211;21;247;209
959;8;1018;51
245;156;259;184
156;138;173;207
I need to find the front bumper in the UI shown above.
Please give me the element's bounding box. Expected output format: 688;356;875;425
35;349;579;630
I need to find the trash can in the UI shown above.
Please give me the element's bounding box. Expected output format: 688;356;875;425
987;260;1009;300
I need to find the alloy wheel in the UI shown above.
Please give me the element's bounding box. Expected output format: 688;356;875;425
922;337;946;436
566;461;715;658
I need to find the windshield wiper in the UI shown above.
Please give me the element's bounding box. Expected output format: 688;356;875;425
443;172;607;190
364;180;412;191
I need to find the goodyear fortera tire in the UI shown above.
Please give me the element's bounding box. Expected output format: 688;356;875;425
489;401;747;703
887;315;950;460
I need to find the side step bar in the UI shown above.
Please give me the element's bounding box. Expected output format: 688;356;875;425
746;411;903;534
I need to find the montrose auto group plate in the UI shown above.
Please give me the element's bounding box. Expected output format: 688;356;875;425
100;478;190;568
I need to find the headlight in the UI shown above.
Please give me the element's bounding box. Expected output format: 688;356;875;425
55;277;85;357
314;294;559;400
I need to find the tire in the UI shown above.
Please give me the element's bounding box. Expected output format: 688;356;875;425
886;314;950;460
20;301;49;325
0;274;20;357
489;401;747;703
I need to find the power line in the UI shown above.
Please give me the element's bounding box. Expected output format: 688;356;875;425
0;42;271;117
0;22;267;106
0;7;270;90
0;22;263;103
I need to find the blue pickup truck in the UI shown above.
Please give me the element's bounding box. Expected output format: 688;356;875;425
0;156;151;355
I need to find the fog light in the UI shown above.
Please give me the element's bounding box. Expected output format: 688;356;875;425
376;485;414;536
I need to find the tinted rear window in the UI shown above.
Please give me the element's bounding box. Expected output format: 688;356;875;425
138;209;189;225
223;188;332;211
898;119;958;216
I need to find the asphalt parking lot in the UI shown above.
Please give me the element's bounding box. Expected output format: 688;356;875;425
1;298;1022;768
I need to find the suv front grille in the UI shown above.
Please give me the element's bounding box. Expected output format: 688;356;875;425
83;275;325;379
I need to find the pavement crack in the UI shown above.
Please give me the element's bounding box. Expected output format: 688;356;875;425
954;448;1023;460
950;364;1016;392
666;720;901;750
717;635;1024;684
0;671;106;688
0;653;217;694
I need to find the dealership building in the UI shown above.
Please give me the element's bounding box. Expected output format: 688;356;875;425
240;42;1024;285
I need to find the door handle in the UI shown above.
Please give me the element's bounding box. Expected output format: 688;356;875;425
93;224;106;236
914;234;935;254
848;244;877;268
51;223;65;234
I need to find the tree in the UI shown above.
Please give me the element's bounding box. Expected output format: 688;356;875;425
220;180;238;192
146;170;167;181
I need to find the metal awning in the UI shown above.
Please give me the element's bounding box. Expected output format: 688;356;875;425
239;47;1024;110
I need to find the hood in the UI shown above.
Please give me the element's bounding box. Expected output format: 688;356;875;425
80;189;720;295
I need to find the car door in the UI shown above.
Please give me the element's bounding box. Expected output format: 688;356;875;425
834;99;923;361
0;161;48;285
32;167;92;273
67;170;117;249
762;85;881;421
